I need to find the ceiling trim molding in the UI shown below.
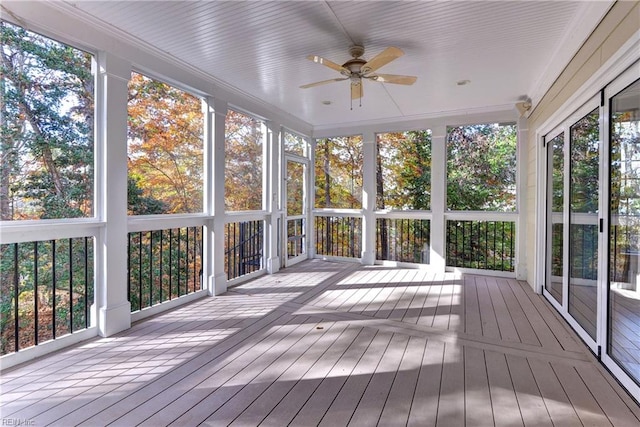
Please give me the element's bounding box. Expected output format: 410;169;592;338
527;0;615;108
312;103;518;138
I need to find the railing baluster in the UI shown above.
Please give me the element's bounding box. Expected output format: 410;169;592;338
177;228;182;296
69;238;73;333
14;243;19;351
34;242;39;346
52;240;57;340
138;232;142;311
185;226;190;293
84;237;89;329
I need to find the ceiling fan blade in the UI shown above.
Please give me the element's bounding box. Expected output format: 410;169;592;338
369;73;417;85
300;77;348;89
361;47;404;74
351;80;363;99
307;55;349;74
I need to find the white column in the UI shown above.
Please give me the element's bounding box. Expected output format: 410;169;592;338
516;116;528;280
96;52;131;337
308;138;317;259
203;98;215;295
212;98;228;295
266;121;281;273
430;125;447;273
361;131;376;265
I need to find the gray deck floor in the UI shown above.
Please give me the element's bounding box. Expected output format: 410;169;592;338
1;260;639;426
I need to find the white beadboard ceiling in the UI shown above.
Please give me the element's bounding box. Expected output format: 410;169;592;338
43;1;613;129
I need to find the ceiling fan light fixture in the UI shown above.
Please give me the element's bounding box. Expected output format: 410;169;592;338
301;45;417;109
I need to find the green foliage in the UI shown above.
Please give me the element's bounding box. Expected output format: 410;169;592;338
315;136;363;209
225;110;263;211
1;21;94;221
447;123;517;211
128;176;169;215
127;72;204;214
377;130;431;210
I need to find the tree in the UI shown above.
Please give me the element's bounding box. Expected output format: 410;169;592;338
315;136;363;209
224;110;263;211
127;72;203;214
1;21;94;221
376;131;432;260
447;124;516;211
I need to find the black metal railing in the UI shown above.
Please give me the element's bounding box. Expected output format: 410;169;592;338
0;237;94;356
315;215;362;258
376;218;431;264
287;218;305;259
446;220;515;272
128;226;203;312
225;220;264;280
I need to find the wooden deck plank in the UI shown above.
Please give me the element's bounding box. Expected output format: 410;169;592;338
449;276;465;332
486;350;524;427
204;320;343;426
93;314;317;426
464;346;494;427
575;363;640;427
402;271;435;325
164;317;322;427
14;309;290;425
417;273;444;328
486;276;521;342
289;330;392;427
432;275;455;330
226;321;352;426
406;339;445;427
377;335;426;427
504;278;564;351
373;269;412;319
506;354;553;427
464;275;483;336
335;269;379;312
388;270;420;321
2;260;639;427
551;363;613;426
496;277;541;346
527;358;582;427
435;342;465;426
475;276;501;339
346;333;410;426
259;326;376;427
347;269;396;315
517;279;587;353
314;331;394;427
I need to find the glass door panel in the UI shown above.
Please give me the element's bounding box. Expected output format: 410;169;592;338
286;160;306;264
609;78;640;384
547;133;565;304
568;109;600;340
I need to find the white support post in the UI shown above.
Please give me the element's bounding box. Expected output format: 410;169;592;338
516;116;528;280
266;121;281;273
212;98;228;295
96;52;131;337
430;125;447;273
361;131;376;265
308;138;317;259
203;97;215;295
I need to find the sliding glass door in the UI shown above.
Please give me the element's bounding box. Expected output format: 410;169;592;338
544;63;640;398
568;108;600;340
608;76;640;387
544;99;600;350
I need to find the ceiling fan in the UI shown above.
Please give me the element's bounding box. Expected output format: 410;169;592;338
300;45;417;102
